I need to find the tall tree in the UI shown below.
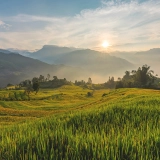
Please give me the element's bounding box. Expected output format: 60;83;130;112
123;71;130;80
53;76;58;80
133;65;154;87
47;74;50;81
88;77;92;84
39;75;44;82
32;81;39;94
32;77;39;83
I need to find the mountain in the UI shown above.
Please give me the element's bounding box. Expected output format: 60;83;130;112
0;52;53;87
7;48;32;56
28;46;134;78
136;48;160;56
51;49;134;77
134;48;160;64
109;48;160;76
0;49;12;54
0;52;85;88
29;45;80;64
2;46;134;77
135;48;160;76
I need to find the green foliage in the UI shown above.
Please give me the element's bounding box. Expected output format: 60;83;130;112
7;83;14;87
39;75;45;82
116;64;158;89
104;76;115;89
47;73;50;81
87;92;92;97
102;93;107;97
32;81;39;94
52;77;69;88
75;80;86;86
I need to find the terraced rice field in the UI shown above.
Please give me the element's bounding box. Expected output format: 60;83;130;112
0;86;160;159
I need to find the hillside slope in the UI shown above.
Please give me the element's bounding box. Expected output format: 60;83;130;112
29;45;79;64
0;87;160;159
29;46;134;79
55;49;134;75
0;52;84;87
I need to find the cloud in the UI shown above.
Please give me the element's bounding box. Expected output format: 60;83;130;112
0;0;160;51
0;20;11;30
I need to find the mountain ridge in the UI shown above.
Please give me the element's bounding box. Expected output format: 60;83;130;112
1;45;159;87
0;52;85;87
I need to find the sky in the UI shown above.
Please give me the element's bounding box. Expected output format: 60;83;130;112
0;0;160;51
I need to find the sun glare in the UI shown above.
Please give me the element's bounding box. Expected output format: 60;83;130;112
102;41;109;48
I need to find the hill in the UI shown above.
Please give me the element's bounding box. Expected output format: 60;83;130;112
29;45;79;64
0;49;12;54
0;52;85;87
110;48;160;76
136;48;160;56
0;52;54;87
7;48;31;56
0;46;135;85
55;49;134;76
29;46;134;79
134;48;160;75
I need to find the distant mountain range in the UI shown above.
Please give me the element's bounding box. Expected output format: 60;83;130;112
7;48;32;56
136;48;160;56
54;49;134;75
0;49;12;54
0;52;85;87
29;45;80;64
111;48;160;75
28;45;134;75
1;45;159;87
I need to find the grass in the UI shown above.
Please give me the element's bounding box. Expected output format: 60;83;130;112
0;85;160;159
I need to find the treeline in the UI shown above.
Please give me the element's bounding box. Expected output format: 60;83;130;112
116;64;160;89
5;64;160;91
17;75;71;99
74;65;160;90
20;75;71;89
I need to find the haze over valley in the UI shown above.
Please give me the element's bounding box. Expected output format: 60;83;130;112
1;0;160;87
0;44;159;87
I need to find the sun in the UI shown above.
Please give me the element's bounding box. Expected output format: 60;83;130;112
102;41;109;48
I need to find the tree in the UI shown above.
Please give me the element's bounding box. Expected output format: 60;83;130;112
123;71;130;80
115;81;123;89
117;64;156;89
25;85;33;100
7;83;14;87
132;65;154;87
105;76;115;89
87;77;92;84
39;75;44;82
47;74;50;81
87;90;95;97
53;76;58;80
32;77;39;83
32;81;39;94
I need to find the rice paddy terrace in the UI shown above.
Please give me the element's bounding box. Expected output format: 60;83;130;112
0;85;160;159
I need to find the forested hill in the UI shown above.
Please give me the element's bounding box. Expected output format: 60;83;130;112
0;52;84;87
0;52;54;87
